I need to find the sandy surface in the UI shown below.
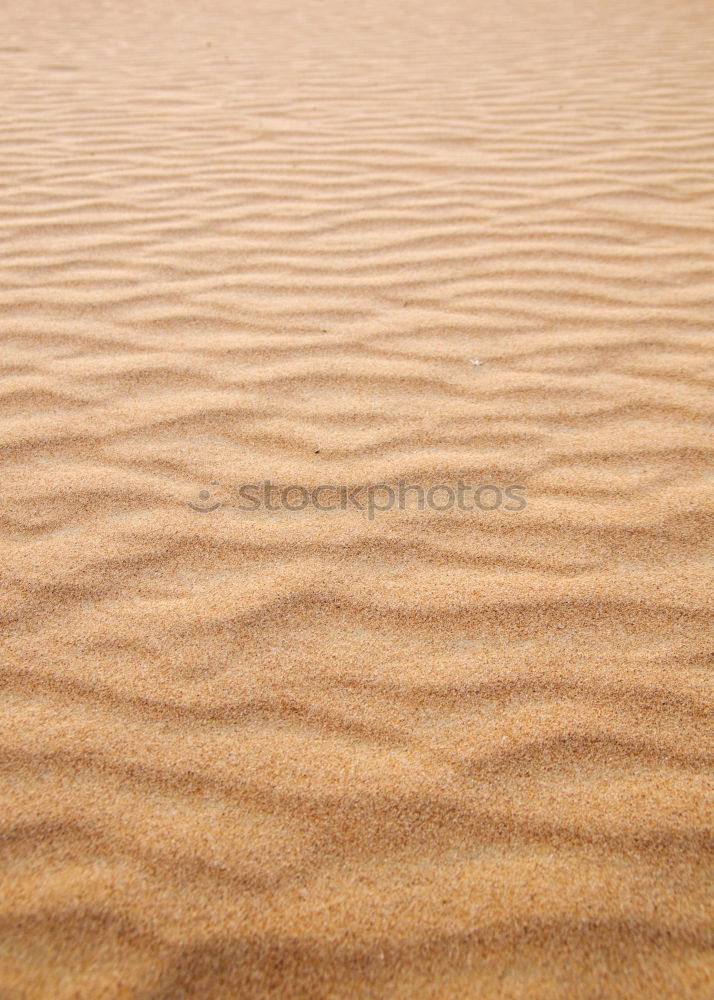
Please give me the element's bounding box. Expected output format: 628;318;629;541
1;0;713;997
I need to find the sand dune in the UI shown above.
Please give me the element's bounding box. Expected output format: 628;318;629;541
1;0;713;996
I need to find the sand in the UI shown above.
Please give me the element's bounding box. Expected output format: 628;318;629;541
1;0;713;997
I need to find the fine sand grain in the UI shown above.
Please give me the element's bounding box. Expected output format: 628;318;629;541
1;1;713;997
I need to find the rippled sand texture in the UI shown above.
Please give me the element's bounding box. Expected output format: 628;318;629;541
1;0;713;996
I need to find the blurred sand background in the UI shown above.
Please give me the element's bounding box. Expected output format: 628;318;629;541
0;0;713;997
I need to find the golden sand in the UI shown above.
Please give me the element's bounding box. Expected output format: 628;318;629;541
1;0;713;996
